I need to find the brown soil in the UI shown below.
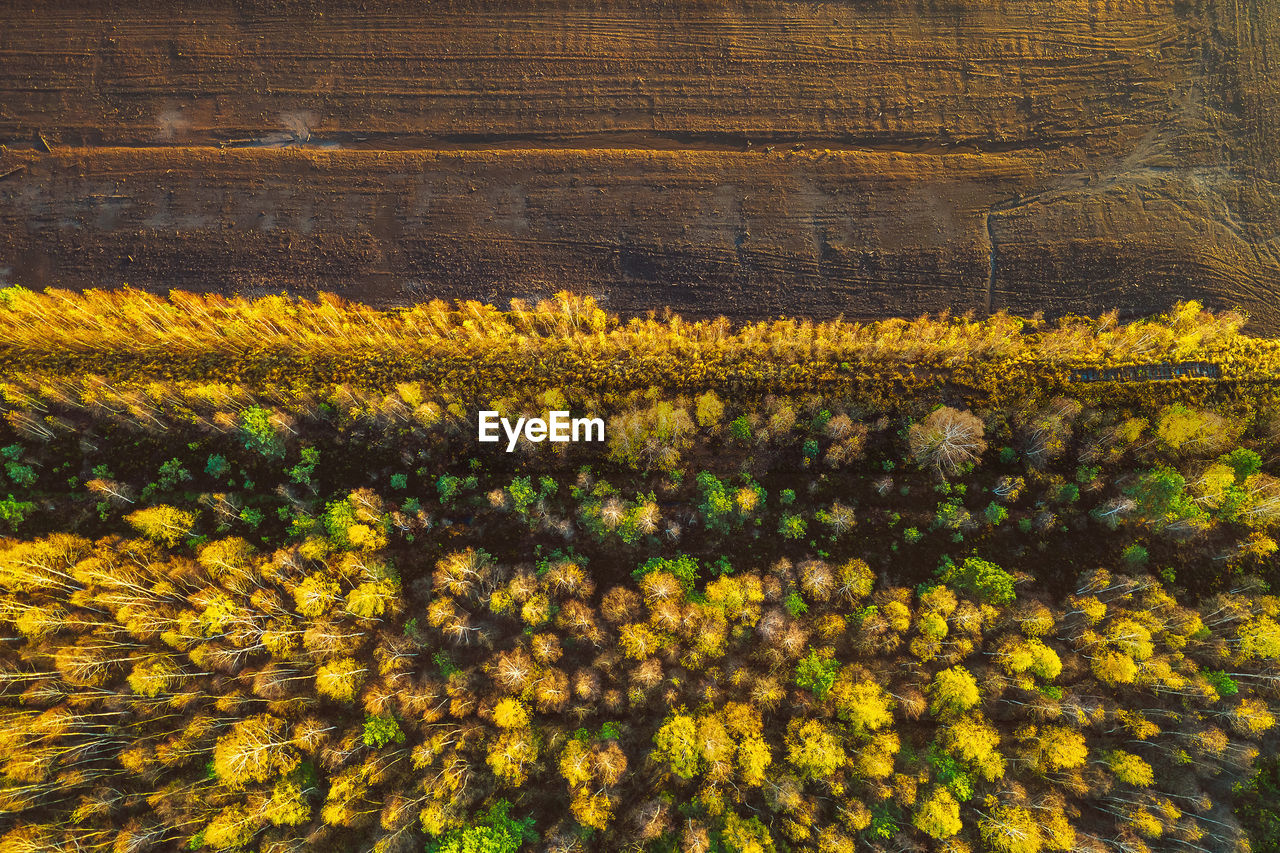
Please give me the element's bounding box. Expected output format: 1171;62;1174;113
0;0;1277;328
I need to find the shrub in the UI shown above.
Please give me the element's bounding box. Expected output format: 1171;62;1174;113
1121;543;1148;568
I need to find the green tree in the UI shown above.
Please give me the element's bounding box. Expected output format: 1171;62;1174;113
240;406;285;458
1126;466;1206;530
362;714;405;748
795;648;838;699
426;801;535;853
938;556;1015;605
0;496;35;529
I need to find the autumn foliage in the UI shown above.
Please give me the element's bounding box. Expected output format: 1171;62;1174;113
0;291;1275;852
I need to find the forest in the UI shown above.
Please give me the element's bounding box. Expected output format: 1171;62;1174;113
0;289;1279;853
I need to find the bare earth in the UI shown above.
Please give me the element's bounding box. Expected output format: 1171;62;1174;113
1;0;1277;327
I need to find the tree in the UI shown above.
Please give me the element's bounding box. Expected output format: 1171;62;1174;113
1155;404;1232;456
1104;750;1153;786
127;655;181;698
785;719;845;779
608;401;694;471
212;714;299;787
202;806;261;850
995;637;1062;684
1019;724;1087;773
487;730;539;786
909;407;987;474
795;648;838;699
929;666;980;719
240;405;285;458
831;675;893;735
979;803;1046;853
835;559;874;603
362;713;405;748
695;391;724;428
493;698;530;730
1238;616;1280;661
426;800;535;853
720;812;775;853
938;556;1016;605
1235;754;1280;853
125;505;198;547
1091;650;1137;686
294;574;340;619
346;578;398;619
653;714;700;779
913;787;962;839
1126;467;1207;532
941;715;1004;781
316;657;367;703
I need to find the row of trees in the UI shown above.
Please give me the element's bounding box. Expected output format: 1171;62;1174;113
0;290;1275;394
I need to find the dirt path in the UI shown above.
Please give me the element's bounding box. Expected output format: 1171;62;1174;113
0;0;1276;328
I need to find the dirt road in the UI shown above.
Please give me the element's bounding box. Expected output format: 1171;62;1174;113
1;0;1277;327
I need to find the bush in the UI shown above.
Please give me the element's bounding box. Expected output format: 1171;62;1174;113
1121;543;1148;568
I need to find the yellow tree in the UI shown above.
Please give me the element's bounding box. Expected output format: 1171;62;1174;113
929;666;980;719
785;719;846;780
913;787;962;840
125;506;198;548
212;714;299;787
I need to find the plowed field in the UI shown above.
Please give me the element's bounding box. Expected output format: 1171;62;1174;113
1;0;1277;326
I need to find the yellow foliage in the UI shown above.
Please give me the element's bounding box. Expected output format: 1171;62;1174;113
941;716;1004;781
293;574;340;619
831;676;894;735
929;666;981;718
315;657;366;703
1104;750;1154;786
1091;650;1138;686
785;719;846;779
493;698;530;730
125;506;197;548
913;787;962;839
